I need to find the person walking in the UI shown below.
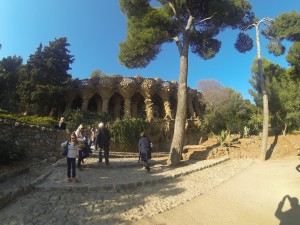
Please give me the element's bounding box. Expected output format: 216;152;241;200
54;116;67;130
75;124;88;170
138;132;152;172
97;122;110;166
58;116;67;130
61;133;80;183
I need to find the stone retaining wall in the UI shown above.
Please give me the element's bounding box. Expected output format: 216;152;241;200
0;119;68;162
0;117;208;161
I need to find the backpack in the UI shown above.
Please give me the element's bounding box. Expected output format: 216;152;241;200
62;141;69;157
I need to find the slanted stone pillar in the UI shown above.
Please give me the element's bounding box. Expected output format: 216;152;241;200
114;97;122;118
163;98;172;119
131;102;138;118
99;76;115;114
102;97;110;113
158;81;175;119
82;97;89;111
124;97;132;118
118;77;137;119
140;78;156;121
145;98;154;121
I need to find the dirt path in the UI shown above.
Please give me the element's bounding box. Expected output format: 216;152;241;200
130;156;300;225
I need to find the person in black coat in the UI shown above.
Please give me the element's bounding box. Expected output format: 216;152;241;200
54;116;66;130
138;132;152;172
97;122;110;166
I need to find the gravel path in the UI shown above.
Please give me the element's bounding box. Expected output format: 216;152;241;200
0;157;253;225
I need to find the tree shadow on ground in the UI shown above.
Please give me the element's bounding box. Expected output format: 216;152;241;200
266;135;278;160
183;143;220;161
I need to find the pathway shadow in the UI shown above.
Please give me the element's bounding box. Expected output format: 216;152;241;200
266;135;278;160
275;195;300;225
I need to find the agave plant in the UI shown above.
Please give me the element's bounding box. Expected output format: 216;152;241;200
216;130;231;147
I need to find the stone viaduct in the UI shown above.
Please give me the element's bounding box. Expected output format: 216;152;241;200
64;75;205;120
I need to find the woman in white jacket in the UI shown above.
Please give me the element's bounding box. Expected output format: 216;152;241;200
61;133;80;183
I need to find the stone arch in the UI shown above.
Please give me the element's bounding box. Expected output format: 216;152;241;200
131;92;146;119
169;95;177;118
87;94;102;113
152;93;165;118
109;92;124;119
71;95;83;110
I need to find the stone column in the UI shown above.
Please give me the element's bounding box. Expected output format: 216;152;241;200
163;98;172;119
102;97;110;113
114;98;122;118
118;77;137;119
82;97;89;111
145;98;154;121
124;97;132;118
131;102;138;118
99;76;115;114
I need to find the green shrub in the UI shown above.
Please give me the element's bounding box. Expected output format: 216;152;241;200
110;118;147;149
0;113;57;128
18;115;57;127
63;109;113;132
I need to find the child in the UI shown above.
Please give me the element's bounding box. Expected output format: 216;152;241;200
61;133;80;183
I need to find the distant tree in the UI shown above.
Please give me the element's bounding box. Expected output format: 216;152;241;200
196;79;223;93
119;0;254;166
285;42;300;79
90;69;104;79
17;37;74;115
270;75;300;135
262;11;300;82
200;83;258;135
0;55;23;111
246;11;300;141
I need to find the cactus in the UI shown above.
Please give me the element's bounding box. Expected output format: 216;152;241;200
216;130;231;147
243;126;250;138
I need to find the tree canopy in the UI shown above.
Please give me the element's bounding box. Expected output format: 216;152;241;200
119;0;254;165
17;37;74;115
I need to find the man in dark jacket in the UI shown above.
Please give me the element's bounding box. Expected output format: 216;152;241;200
54;116;66;130
138;132;152;172
97;122;110;166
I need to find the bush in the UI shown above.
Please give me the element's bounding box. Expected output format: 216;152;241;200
110;118;147;149
18;115;57;127
63;109;113;132
0;139;26;164
0;112;57;128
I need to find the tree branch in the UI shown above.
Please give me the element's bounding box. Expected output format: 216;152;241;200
168;2;185;33
243;17;274;30
194;13;216;27
173;36;183;54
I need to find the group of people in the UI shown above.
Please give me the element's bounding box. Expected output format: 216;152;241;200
59;117;152;183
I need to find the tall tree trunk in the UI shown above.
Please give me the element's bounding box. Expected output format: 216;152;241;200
255;25;269;161
167;39;189;166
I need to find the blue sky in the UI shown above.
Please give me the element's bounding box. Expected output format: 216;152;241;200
0;0;299;102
